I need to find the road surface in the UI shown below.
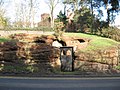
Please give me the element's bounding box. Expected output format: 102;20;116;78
0;77;120;90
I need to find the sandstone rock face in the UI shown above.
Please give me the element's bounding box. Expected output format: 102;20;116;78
10;33;38;42
0;33;120;74
74;47;119;73
0;41;18;62
17;42;60;71
0;34;60;74
61;36;90;51
0;41;21;73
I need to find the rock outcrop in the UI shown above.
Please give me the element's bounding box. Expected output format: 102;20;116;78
74;48;119;73
0;34;60;74
0;33;120;74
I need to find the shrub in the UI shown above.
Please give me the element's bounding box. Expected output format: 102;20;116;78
54;21;65;40
101;27;120;42
114;65;120;70
34;26;53;31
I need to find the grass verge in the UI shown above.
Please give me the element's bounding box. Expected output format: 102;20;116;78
0;38;10;42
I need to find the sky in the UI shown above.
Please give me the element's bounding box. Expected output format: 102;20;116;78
4;0;64;23
2;0;120;28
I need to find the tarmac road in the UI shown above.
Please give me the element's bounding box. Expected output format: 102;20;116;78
0;77;120;90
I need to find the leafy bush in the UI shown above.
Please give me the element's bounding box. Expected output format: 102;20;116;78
26;65;38;73
54;21;65;40
34;26;53;31
102;27;120;42
114;65;120;70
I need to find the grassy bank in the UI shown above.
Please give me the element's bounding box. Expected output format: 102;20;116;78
0;32;119;51
64;33;120;52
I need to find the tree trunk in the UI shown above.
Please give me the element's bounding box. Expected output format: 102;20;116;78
90;0;94;33
50;9;54;28
106;4;110;26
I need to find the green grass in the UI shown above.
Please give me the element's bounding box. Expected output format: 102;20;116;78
114;65;120;70
0;38;10;42
0;65;38;73
64;33;120;52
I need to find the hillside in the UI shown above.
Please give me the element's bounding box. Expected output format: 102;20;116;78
64;33;120;52
0;32;119;51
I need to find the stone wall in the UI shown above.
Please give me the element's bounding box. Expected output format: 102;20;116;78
0;42;60;74
74;47;119;73
0;34;60;74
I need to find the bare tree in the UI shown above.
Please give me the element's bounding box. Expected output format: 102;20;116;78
0;0;3;6
14;0;23;27
0;0;7;29
29;0;39;28
0;0;4;14
46;0;60;28
14;0;39;28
